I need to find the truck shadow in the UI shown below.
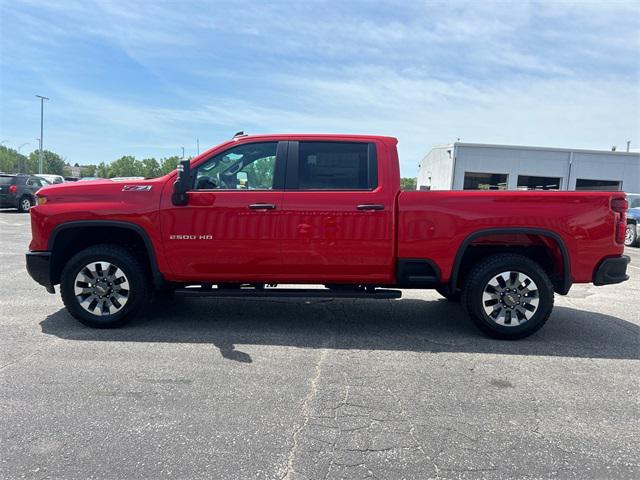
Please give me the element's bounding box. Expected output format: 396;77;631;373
40;296;639;363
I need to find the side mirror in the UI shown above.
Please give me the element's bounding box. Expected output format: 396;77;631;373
171;159;191;206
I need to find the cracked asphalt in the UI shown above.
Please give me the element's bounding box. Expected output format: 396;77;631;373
1;209;639;479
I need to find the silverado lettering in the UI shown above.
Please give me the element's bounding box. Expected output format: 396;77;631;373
25;133;630;339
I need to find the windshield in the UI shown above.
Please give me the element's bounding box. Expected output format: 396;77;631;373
628;194;640;209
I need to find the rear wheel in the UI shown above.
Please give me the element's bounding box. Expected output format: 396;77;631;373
18;195;33;213
462;254;554;339
625;223;638;247
60;244;150;328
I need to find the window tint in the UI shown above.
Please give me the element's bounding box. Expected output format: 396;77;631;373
575;179;621;191
517;175;561;190
194;142;277;190
0;177;13;185
463;172;508;190
296;142;375;190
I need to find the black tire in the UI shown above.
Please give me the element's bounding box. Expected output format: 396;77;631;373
60;244;151;328
435;286;461;302
17;195;33;213
462;254;554;340
625;223;638;247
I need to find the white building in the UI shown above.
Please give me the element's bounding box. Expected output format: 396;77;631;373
417;143;640;193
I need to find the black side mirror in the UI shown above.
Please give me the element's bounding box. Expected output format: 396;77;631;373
171;159;191;206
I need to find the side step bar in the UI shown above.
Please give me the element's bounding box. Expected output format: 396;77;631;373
174;287;402;299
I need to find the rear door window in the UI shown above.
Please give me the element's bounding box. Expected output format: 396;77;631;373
289;142;377;190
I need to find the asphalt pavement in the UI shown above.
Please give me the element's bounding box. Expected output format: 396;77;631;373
1;209;638;479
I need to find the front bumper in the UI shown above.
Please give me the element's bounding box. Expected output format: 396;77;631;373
26;251;55;293
593;255;630;286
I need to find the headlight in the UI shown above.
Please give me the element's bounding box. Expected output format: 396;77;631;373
36;196;47;206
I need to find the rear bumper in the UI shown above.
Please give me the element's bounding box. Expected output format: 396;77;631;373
593;255;630;286
26;251;55;293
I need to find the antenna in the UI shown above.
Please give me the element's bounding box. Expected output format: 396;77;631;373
232;131;247;138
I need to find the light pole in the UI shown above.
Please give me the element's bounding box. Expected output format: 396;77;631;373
196;138;200;155
35;95;49;174
181;146;185;159
18;142;30;153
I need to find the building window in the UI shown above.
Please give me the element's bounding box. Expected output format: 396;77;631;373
463;172;508;190
575;179;621;191
517;175;562;190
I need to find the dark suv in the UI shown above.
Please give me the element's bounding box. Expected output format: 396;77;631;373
0;174;48;212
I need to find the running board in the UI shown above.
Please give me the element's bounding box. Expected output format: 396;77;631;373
174;288;402;299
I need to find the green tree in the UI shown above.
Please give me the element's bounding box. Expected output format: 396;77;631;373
109;156;143;178
141;158;161;178
96;162;110;178
160;156;180;175
27;150;65;175
0;146;28;173
400;177;417;191
80;164;97;177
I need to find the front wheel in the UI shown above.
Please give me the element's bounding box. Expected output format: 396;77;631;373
625;223;638;247
462;254;554;340
60;244;150;328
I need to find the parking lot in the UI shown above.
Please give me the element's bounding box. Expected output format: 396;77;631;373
1;209;638;480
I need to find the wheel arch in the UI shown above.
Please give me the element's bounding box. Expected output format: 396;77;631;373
449;228;572;295
48;220;164;289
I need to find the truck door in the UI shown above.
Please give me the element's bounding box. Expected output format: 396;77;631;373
279;140;396;284
159;141;286;282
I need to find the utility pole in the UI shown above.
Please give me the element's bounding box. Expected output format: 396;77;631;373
181;146;185;159
35;95;49;174
626;141;631;152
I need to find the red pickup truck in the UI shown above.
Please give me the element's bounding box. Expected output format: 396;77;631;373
26;134;630;339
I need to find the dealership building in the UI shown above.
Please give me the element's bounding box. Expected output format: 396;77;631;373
417;143;640;193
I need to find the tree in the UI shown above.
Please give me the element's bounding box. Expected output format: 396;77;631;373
27;150;65;175
400;177;417;191
109;156;143;178
80;164;97;177
160;156;180;175
141;158;161;178
96;162;110;178
0;146;28;173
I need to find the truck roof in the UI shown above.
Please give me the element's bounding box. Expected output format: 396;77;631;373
231;133;398;144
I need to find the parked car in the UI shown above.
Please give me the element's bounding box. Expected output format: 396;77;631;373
37;174;65;184
625;193;640;247
0;174;48;212
26;133;630;339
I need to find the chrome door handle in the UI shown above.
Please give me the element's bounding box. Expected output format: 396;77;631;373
248;203;276;210
356;204;384;211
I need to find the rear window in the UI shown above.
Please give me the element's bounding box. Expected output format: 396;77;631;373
295;142;376;190
0;176;15;185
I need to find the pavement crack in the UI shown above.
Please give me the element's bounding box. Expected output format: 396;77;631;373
0;349;40;371
282;348;328;480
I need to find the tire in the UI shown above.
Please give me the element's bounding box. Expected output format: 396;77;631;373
435;286;461;302
60;244;151;328
625;223;638;247
462;254;554;340
18;195;33;213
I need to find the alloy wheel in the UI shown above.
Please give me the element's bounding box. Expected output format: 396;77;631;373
74;261;130;315
481;271;539;326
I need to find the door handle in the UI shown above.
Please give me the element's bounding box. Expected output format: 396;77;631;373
356;204;384;211
248;203;277;210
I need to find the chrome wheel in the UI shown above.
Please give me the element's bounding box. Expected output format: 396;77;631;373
625;225;635;245
20;198;32;211
482;271;539;326
74;261;130;316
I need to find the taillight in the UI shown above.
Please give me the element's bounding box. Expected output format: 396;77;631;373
612;196;628;244
9;185;17;193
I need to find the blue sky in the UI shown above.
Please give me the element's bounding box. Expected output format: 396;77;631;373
1;0;639;174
